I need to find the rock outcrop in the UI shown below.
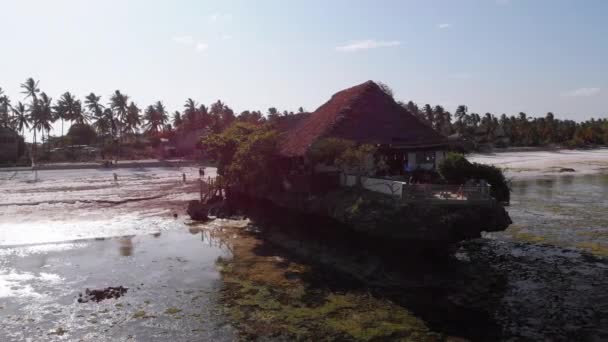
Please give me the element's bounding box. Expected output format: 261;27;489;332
227;187;512;251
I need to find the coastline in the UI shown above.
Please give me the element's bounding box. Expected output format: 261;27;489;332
0;159;215;172
468;147;608;180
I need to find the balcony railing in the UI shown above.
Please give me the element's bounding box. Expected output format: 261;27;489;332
340;174;492;204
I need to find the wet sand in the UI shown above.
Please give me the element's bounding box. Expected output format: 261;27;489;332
468;148;608;180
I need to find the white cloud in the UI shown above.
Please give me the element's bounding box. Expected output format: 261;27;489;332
335;40;401;52
438;23;451;29
221;34;233;40
172;35;194;45
196;42;209;52
563;87;601;97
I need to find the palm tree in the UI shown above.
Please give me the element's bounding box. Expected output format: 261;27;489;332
125;102;141;134
198;104;209;129
12;102;29;137
172;111;182;129
110;90;129;157
71;100;86;125
155;101;168;129
144;105;158;134
92;108;113;147
423;104;434;127
209;100;234;132
38;93;54;151
21;78;40;157
30;98;51;157
183;98;198;129
55;92;86;137
85;93;104;119
0;87;12;128
21;78;40;102
110;90;129;129
86;93;109;146
144;101;168;134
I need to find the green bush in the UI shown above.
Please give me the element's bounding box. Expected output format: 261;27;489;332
67;123;97;146
439;152;510;203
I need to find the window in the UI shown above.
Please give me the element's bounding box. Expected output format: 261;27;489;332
416;151;435;164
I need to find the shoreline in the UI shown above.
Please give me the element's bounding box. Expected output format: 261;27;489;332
473;145;607;154
468;148;608;180
0;159;216;172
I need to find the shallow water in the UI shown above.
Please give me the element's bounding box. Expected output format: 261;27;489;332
491;173;608;253
0;167;216;245
0;166;607;340
0;227;236;341
0;167;235;341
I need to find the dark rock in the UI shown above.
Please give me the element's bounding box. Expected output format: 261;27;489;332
77;286;128;303
559;168;575;173
187;200;209;221
228;188;512;252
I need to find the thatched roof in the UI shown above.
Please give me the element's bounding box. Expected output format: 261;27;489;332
279;81;447;157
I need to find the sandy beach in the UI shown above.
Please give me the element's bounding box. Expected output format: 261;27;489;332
468;148;608;179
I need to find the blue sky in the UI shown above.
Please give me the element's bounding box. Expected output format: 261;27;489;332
1;0;606;140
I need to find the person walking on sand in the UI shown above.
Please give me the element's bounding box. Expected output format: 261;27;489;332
199;167;205;179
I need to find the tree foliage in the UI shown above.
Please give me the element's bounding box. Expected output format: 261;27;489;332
67;123;97;145
439;152;510;203
308;138;384;184
308;138;356;166
201;122;279;192
402;100;608;149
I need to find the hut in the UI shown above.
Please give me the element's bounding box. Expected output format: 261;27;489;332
279;81;448;176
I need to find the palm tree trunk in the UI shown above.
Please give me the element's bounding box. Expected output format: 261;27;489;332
33;130;37;164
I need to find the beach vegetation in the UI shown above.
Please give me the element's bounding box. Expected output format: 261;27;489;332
439;152;510;203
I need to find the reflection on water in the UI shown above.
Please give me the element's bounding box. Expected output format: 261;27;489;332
117;236;134;257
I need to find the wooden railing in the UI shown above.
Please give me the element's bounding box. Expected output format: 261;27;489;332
340;174;492;203
401;184;491;202
200;176;224;202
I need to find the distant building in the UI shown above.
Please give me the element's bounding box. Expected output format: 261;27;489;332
0;127;21;163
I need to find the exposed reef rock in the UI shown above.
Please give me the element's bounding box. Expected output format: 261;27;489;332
188;187;511;252
187;200;210;222
227;188;511;251
77;286;128;303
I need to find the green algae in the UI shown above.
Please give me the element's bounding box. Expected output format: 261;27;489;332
513;232;546;243
164;307;182;315
214;227;440;341
132;310;147;319
576;242;608;257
